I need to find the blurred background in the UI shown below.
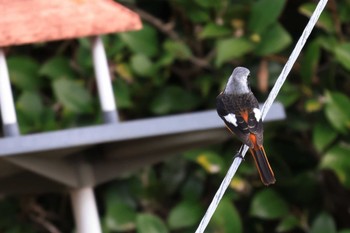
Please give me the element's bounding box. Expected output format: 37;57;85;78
1;0;350;232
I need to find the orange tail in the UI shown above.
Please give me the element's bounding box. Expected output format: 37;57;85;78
249;146;276;185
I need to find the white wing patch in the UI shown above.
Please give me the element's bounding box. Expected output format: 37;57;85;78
224;114;238;127
253;108;262;122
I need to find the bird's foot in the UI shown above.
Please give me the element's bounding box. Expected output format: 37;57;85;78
233;148;245;161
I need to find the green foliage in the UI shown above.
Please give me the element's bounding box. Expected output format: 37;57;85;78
150;86;199;114
299;3;335;33
276;214;299;232
0;198;38;233
3;0;350;232
324;91;350;134
248;0;286;34
119;24;159;57
199;23;231;39
184;149;224;174
53;78;93;113
167;200;203;230
313;122;337;152
163;40;192;61
40;56;75;79
321;145;350;188
310;213;336;233
254;23;292;56
210;198;242;233
250;189;288;220
104;193;136;231
136;214;168;233
7;56;42;90
301;41;320;85
334;43;350;71
216;38;254;66
130;54;157;77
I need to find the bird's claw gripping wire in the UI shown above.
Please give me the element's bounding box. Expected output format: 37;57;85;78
233;146;245;161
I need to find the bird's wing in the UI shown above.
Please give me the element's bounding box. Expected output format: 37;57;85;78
216;94;253;147
246;107;264;146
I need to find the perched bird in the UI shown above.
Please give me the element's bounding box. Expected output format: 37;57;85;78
216;67;275;185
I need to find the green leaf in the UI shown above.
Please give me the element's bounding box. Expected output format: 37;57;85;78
334;43;350;71
115;63;134;82
40;109;57;131
276;82;300;107
321;144;350;188
114;80;132;109
312;122;337;153
102;35;126;58
40;57;75;80
52;78;93;113
210;197;242;233
163;40;192;60
324;91;350;133
159;157;187;195
130;54;157;77
250;189;289;220
104;187;137;232
248;0;286;34
167;200;203;230
150;86;199;114
187;150;224;174
7;56;41;90
339;1;350;23
310;212;336;233
301;41;320;85
299;3;334;33
255;23;292;56
157;52;175;67
16;91;43;121
77;40;94;71
105;200;136;231
188;9;210;23
199;23;231;39
317;36;338;52
194;0;220;9
305;98;322;113
181;175;204;200
195;75;212;97
215;38;253;66
120;24;159;57
276;215;299;232
136;214;168;233
339;230;350;233
286;172;319;206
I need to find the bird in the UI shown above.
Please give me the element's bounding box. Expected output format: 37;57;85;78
216;66;275;186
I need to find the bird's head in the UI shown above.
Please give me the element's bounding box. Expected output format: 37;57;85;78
224;66;251;95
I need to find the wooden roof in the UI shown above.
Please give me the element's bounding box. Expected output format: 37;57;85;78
0;0;142;47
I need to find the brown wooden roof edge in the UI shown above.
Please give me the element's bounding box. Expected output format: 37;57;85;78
0;0;143;47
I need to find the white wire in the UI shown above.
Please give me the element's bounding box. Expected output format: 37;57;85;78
195;0;328;232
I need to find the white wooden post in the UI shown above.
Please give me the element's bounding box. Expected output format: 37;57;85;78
68;35;120;233
68;35;121;233
91;36;119;123
70;188;102;233
0;49;19;136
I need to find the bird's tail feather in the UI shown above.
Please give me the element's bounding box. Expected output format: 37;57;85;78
250;146;276;185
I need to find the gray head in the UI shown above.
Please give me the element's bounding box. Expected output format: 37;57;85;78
224;66;251;95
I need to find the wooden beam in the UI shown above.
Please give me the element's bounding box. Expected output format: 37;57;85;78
0;0;142;46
